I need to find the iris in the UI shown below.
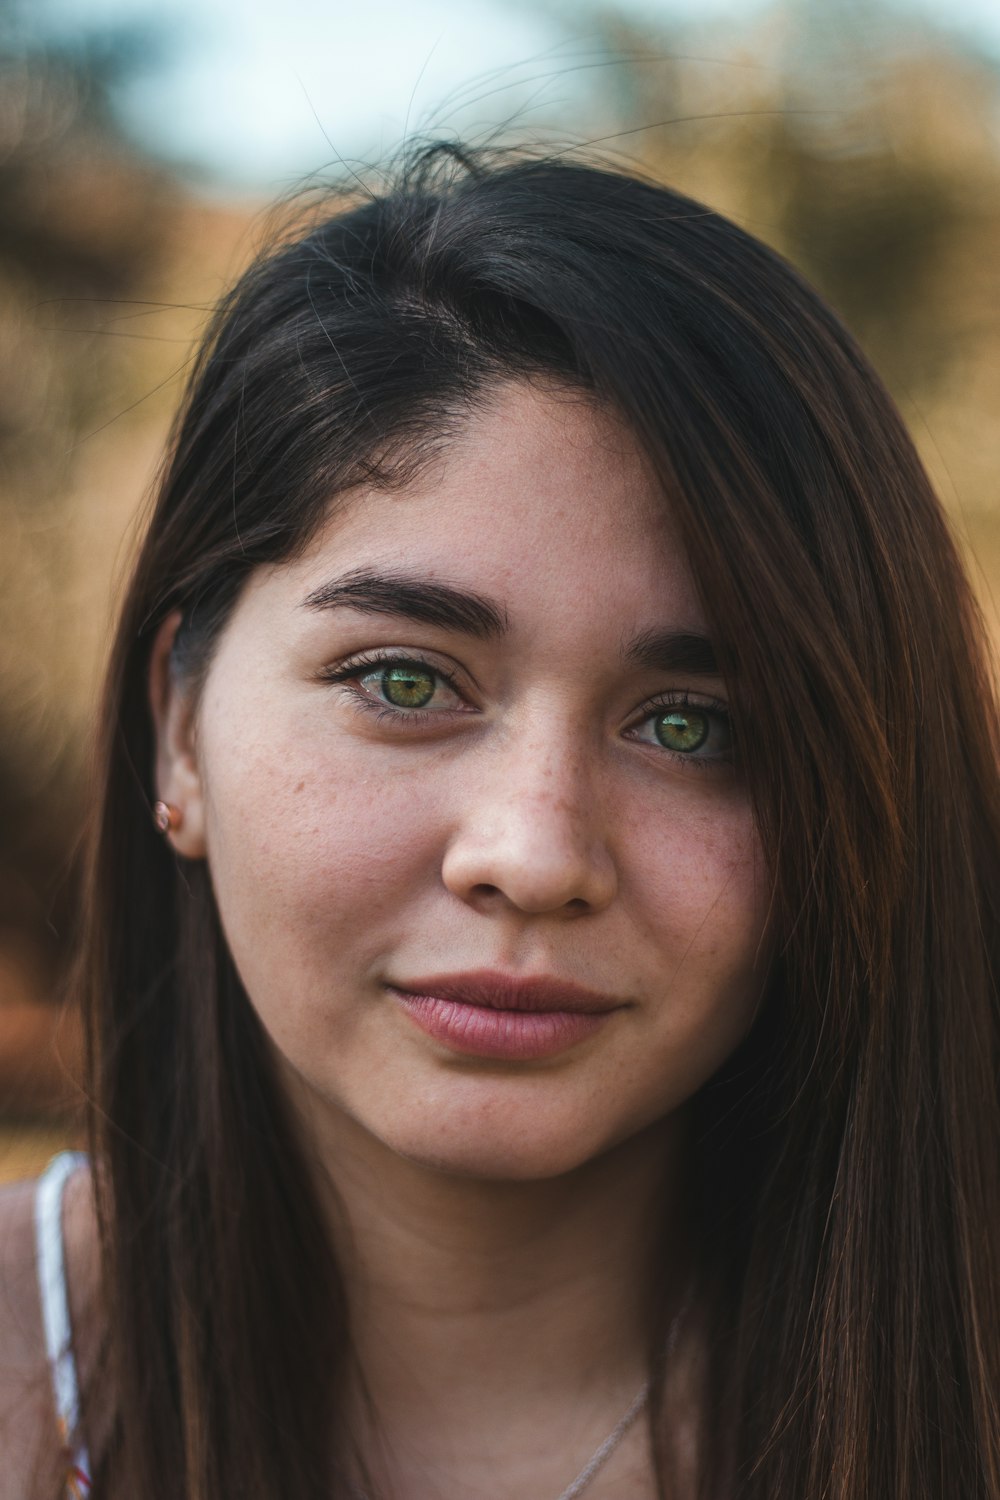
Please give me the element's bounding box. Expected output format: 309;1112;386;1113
655;709;709;753
381;663;436;709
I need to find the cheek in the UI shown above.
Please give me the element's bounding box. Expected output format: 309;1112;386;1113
619;792;769;1074
197;708;449;1009
633;789;765;960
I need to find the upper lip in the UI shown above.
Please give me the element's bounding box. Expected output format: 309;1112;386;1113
388;970;627;1014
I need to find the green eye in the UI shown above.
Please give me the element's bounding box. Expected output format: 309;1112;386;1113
381;663;436;709
654;709;710;753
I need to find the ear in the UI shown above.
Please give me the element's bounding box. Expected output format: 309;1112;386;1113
148;610;208;859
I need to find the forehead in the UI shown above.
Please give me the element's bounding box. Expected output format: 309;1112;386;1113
276;382;705;633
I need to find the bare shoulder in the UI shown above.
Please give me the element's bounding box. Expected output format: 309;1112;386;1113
0;1167;98;1500
0;1174;62;1498
0;1176;44;1369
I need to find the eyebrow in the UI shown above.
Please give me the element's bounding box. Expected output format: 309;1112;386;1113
622;627;722;678
303;567;722;677
302;567;509;639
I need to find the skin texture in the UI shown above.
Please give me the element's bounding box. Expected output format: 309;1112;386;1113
146;381;772;1497
154;381;769;1182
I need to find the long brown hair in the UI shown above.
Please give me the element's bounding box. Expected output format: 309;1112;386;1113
77;144;1000;1498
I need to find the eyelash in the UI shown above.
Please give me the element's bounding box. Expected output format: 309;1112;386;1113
318;651;467;727
319;652;734;766
630;690;734;770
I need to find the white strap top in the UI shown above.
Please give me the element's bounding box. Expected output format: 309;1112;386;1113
34;1151;93;1497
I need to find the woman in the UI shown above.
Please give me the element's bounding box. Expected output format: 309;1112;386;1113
1;144;998;1500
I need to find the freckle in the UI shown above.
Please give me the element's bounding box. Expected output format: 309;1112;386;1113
294;780;305;794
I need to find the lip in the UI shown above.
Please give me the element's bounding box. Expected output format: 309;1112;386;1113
387;969;627;1061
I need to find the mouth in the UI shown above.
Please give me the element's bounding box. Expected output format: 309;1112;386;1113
386;970;627;1062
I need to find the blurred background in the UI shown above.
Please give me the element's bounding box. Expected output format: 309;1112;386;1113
1;0;998;1179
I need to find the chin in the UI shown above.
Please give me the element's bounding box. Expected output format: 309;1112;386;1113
373;1095;631;1183
396;1137;604;1183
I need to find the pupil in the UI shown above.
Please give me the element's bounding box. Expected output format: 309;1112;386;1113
382;664;435;708
655;709;708;753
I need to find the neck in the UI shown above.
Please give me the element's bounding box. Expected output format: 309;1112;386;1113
293;1094;692;1490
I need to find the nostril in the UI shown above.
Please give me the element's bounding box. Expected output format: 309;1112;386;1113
441;833;618;915
462;883;592;914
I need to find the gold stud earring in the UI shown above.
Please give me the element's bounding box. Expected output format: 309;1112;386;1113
153;800;182;834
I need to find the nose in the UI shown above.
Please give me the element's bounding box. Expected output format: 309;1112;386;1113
440;728;618;917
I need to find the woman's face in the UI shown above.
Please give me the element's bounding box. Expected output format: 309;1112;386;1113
155;383;770;1180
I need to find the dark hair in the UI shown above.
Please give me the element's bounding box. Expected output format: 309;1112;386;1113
79;144;1000;1499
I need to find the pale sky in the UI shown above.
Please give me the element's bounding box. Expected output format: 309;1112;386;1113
25;0;1000;187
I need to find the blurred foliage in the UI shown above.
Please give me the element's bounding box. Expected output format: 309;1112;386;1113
2;0;1000;1118
587;0;1000;505
0;0;175;1085
590;2;995;390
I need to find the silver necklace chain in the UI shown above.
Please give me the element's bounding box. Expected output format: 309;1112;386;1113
551;1379;650;1500
349;1286;692;1500
345;1390;647;1500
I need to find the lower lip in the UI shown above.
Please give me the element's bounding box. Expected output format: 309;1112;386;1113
390;989;615;1061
